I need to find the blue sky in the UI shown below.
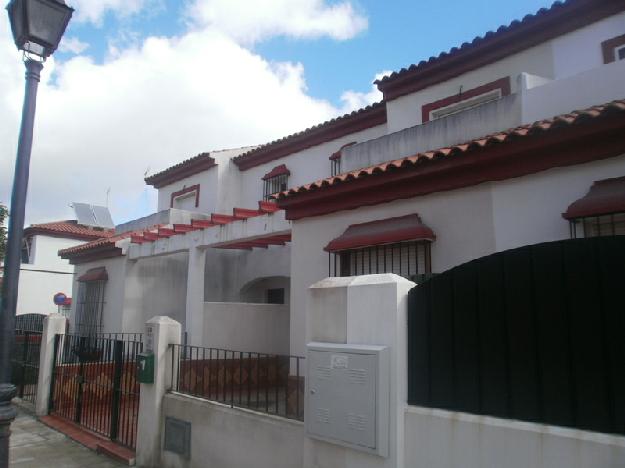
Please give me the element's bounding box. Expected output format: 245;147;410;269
58;0;556;107
0;0;558;225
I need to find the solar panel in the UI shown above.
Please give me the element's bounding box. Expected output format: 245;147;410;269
72;203;115;228
73;202;97;227
92;205;115;229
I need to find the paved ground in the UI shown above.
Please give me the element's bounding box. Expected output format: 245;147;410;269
9;404;124;468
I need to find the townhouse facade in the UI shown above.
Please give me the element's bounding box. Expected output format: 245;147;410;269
59;0;625;361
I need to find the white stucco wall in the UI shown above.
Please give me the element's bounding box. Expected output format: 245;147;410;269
289;153;625;357
551;12;625;79
202;302;289;355
203;245;291;303
17;235;83;316
157;169;219;214
404;406;625;468
161;393;305;468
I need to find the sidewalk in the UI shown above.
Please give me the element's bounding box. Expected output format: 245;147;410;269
9;404;124;468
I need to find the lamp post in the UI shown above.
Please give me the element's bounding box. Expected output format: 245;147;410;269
0;1;72;465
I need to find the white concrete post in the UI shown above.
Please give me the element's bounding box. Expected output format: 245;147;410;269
303;274;415;468
35;313;67;416
185;247;206;346
136;316;181;468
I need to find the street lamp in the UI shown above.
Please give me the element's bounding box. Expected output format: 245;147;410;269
0;1;72;466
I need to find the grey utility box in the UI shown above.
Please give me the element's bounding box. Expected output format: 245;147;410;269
306;342;389;457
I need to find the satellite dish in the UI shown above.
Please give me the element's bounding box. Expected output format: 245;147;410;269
72;203;115;229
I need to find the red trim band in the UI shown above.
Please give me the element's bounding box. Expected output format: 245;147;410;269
601;33;625;64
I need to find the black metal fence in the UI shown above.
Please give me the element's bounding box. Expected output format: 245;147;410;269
11;330;42;403
50;333;143;449
170;344;305;421
15;313;45;333
408;236;625;436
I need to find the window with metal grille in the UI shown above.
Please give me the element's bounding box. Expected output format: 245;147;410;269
21;236;32;264
75;280;106;336
569;213;625;238
328;241;432;280
263;174;288;201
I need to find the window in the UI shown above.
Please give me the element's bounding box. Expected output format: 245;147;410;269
330;142;356;177
569;213;625;238
329;241;432;280
262;165;290;201
601;33;625;64
266;288;285;304
331;156;341;176
170;184;200;209
421;77;511;123
325;214;435;281
21;237;32;264
75;267;108;336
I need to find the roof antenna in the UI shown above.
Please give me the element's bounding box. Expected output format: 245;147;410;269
106;187;111;207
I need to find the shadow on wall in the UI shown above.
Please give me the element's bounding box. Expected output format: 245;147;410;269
239;276;290;305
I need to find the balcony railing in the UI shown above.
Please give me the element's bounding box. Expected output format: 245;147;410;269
170;344;305;421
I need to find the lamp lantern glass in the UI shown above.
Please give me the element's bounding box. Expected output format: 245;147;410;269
6;0;73;58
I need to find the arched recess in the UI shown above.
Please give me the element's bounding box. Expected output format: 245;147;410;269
239;276;290;304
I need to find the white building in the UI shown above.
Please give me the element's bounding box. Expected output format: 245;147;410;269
60;0;625;356
16;220;113;320
46;1;625;465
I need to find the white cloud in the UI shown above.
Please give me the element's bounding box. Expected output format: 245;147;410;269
339;70;389;113
59;36;90;54
186;0;368;44
0;17;342;225
69;0;151;25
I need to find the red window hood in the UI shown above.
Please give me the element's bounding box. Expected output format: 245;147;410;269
324;214;435;252
563;176;625;220
77;266;108;282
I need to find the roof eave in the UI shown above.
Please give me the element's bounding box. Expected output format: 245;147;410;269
278;113;625;220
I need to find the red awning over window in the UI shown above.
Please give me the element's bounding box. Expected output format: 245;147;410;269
262;164;290;180
324;214;435;252
563;176;625;219
77;266;108;282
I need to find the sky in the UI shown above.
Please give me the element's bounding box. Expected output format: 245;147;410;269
0;0;555;226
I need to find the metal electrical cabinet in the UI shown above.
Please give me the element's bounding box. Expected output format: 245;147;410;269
306;342;389;457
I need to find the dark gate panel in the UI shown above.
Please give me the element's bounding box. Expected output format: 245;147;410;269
407;236;625;436
11;330;42;403
50;334;142;449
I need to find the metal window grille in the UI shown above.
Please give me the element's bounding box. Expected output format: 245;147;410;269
331;158;341;176
263;174;288;201
569;212;625;239
75;280;106;336
21;236;32;264
328;241;432;279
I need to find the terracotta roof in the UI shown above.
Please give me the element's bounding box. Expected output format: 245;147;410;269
58;228;145;264
262;164;290;180
376;0;625;100
24;220;114;241
145;153;217;189
232;102;387;170
276;99;625;219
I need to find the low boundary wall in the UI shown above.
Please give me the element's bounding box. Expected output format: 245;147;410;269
161;392;304;468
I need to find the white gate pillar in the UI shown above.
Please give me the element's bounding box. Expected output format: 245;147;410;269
136;316;181;468
304;274;414;468
35;313;67;416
